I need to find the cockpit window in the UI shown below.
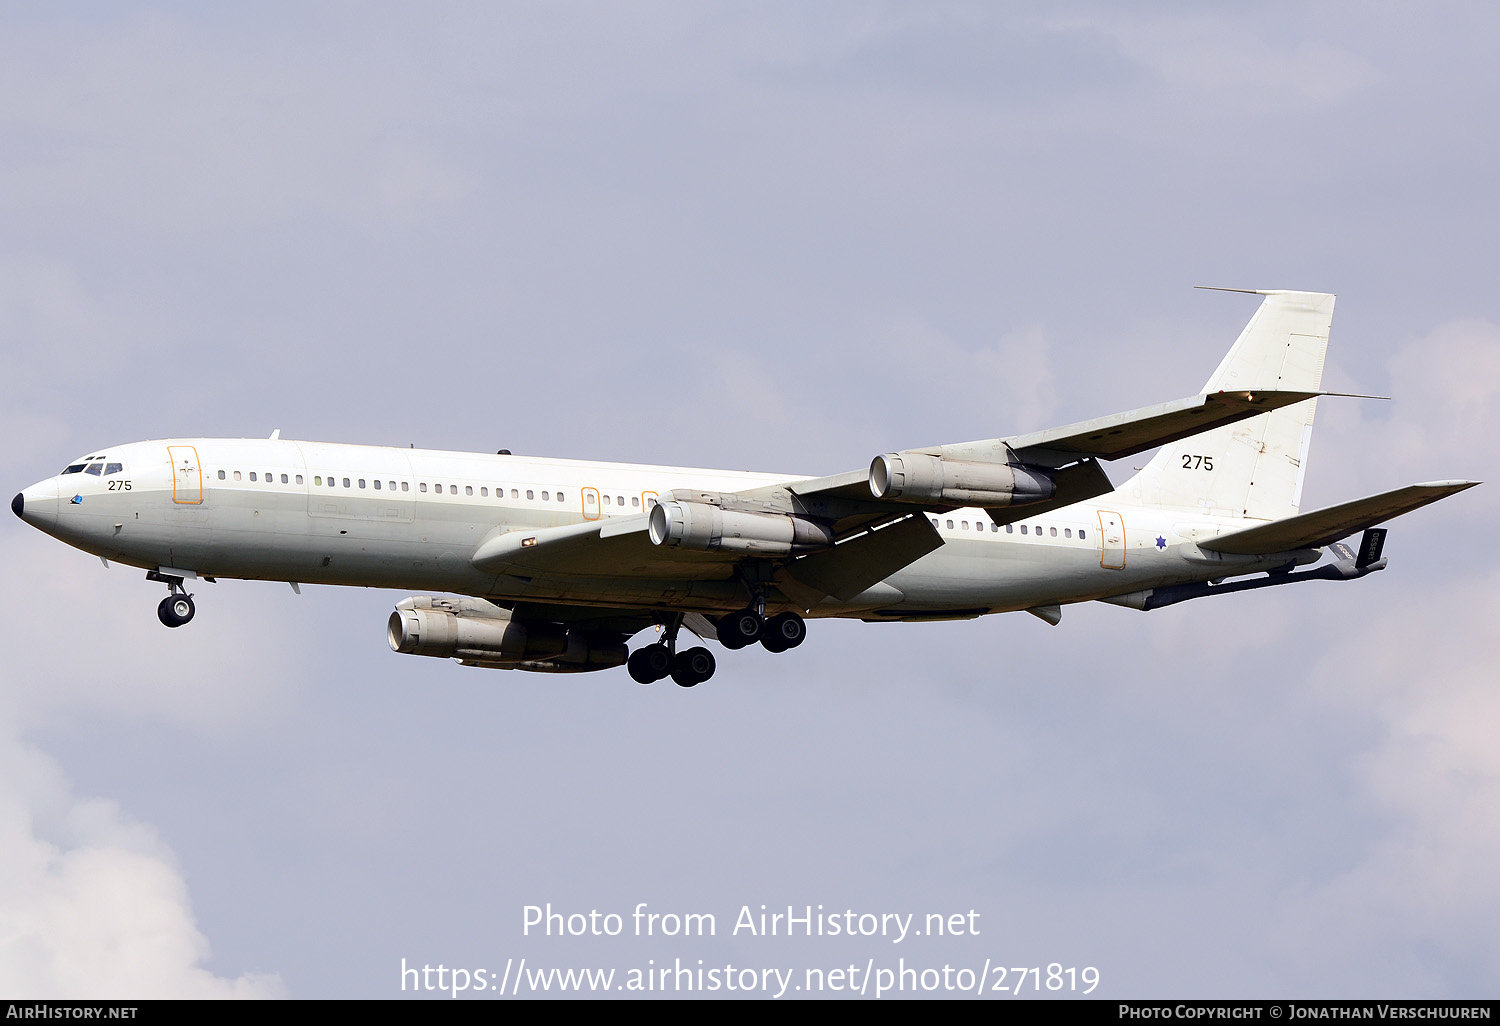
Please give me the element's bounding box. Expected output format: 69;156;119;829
105;463;123;476
85;462;103;476
61;464;87;475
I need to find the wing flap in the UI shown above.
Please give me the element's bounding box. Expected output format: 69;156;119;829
1199;480;1480;555
782;512;943;602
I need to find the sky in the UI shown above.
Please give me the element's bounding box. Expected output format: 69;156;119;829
1;1;1497;1000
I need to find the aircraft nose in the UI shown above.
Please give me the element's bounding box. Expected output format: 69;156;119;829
15;479;59;530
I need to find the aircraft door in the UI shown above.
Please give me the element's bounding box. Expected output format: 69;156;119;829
582;487;600;520
167;445;203;505
1098;510;1125;569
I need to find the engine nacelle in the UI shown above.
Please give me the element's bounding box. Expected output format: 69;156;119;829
387;596;568;661
648;500;834;555
868;453;1055;506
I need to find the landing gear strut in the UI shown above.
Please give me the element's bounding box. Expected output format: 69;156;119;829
148;571;196;628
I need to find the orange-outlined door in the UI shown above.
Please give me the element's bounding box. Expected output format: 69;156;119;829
1098;509;1125;569
582;487;601;520
168;445;203;505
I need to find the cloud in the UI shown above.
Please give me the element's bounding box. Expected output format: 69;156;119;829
0;723;284;998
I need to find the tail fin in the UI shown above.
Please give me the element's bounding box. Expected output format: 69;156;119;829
1115;290;1334;521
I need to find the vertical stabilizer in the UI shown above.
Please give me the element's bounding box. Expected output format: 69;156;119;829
1115;291;1333;521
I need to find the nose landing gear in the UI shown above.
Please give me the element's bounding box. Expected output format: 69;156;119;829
147;570;196;628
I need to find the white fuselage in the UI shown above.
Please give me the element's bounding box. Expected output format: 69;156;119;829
17;437;1296;620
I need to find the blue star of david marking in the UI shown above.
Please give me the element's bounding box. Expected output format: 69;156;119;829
1155;535;1167;550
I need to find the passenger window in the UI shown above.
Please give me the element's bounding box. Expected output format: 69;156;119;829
1006;524;1013;533
632;497;640;508
1050;527;1057;537
389;481;395;491
1065;528;1072;538
373;480;381;490
961;521;969;530
466;486;473;496
541;491;549;501
281;473;289;484
449;485;457;495
265;471;272;482
480;487;488;497
991;523;998;532
327;477;335;487
314;476;322;486
587;493;596;505
296;475;304;484
526;490;534;500
511;489;519;498
557;492;565;502
1020;525;1027;535
931;518;939;527
218;470;226;480
343;478;351;488
1079;530;1086;540
602;494;610;505
946;519;954;529
234;471;242;481
419;483;427;493
1034;525;1041;534
434;483;442;493
646;497;657;508
250;472;258;482
401;482;408;492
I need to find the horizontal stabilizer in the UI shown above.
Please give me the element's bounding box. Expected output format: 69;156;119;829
1199;481;1480;555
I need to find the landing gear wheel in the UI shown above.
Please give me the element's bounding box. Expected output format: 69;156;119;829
157;594;195;628
628;644;673;684
760;611;805;653
670;646;716;687
716;608;763;650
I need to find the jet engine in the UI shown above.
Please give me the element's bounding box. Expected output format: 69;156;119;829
868;453;1055;506
387;596;567;661
648;500;834;555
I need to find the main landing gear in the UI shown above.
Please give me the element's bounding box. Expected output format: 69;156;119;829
626;608;807;687
628;615;716;688
148;571;196;628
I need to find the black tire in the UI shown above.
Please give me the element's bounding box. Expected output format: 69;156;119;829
761;611;805;652
641;644;672;681
157;594;194;628
716;608;762;649
670;646;716;687
627;647;657;684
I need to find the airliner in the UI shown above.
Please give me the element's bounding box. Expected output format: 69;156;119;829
12;290;1477;687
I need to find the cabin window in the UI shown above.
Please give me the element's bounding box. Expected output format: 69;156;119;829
526;489;534;500
1064;528;1072;538
557;492;565;502
234;471;242;481
218;470;227;480
343;478;351;488
991;523;998;532
61;464;87;475
434;483;442;493
373;479;381;490
961;521;968;530
388;481;395;490
1050;527;1057;537
314;476;322;486
1033;525;1041;534
449;485;457;495
466;486;473;496
931;518;939;527
946;519;954;529
419;483;427;493
400;482;408;492
327;477;335;487
1020;525;1027;534
1079;530;1087;540
603;494;610;506
511;489;519;498
1006;524;1013;533
264;471;272;482
541;491;549;501
281;474;289;484
587;493;596;505
480;487;488;497
632;497;640;508
296;475;304;484
357;479;366;489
